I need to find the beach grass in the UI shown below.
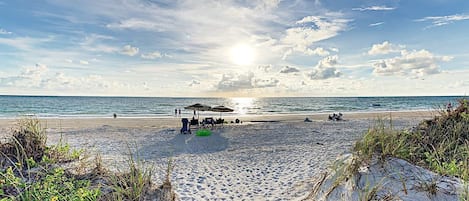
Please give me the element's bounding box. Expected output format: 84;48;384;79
354;98;469;180
306;98;469;200
0;117;175;201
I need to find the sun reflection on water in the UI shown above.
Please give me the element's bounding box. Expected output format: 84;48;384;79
230;97;256;115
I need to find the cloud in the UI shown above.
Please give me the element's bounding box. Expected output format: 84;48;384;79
372;49;452;78
369;22;384;27
0;64;49;88
368;41;404;55
352;6;395;11
254;0;281;10
0;28;12;34
330;47;339;52
282;13;349;59
107;18;167;32
65;59;73;63
306;55;342;80
79;60;89;65
308;47;330;56
317;55;339;67
216;72;279;91
141;51;163;59
0;36;50;50
22;63;48;78
416;14;469;27
258;65;272;73
188;79;200;86
307;67;342;80
79;34;118;53
120;45;139;56
253;77;279;88
0;63;138;94
279;66;300;73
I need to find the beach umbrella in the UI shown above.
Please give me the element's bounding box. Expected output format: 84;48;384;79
184;103;211;119
210;105;234;118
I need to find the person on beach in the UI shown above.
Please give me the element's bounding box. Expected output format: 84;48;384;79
113;113;117;118
447;102;452;113
175;108;178;116
178;109;181;117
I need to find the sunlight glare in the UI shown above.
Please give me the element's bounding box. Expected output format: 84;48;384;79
230;44;255;65
230;97;255;115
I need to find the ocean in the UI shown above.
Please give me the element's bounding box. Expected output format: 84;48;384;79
0;95;464;118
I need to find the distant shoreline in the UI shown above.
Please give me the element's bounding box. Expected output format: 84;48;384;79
0;108;436;120
0;110;435;130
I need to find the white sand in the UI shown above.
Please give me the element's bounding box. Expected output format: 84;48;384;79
0;112;433;200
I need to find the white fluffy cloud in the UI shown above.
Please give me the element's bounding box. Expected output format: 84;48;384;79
0;63;148;95
282;13;349;59
216;72;279;91
141;51;163;59
372;49;452;77
120;45;139;56
279;66;300;74
307;55;342;80
0;64;49;88
368;41;404;55
416;14;469;27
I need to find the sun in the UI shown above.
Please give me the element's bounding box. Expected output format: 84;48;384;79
230;44;255;65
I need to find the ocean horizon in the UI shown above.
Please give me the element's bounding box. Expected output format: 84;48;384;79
0;95;464;119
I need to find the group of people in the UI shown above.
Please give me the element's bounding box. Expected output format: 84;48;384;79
174;108;182;117
328;113;343;121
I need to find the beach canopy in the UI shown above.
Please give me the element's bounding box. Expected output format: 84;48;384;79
184;103;212;111
210;105;234;113
184;103;211;119
210;105;234;118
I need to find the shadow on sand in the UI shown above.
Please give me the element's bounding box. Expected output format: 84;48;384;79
138;129;229;160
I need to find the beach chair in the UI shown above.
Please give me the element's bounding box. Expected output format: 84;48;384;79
203;117;215;128
180;118;191;134
215;118;224;125
190;118;199;130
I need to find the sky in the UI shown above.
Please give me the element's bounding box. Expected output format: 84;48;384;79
0;0;468;97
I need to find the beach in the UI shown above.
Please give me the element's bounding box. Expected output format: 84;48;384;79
0;111;434;200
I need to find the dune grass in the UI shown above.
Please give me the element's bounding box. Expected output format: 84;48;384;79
354;98;469;180
306;98;469;200
0;117;175;201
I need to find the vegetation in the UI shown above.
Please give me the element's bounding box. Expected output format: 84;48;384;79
0;118;175;201
307;98;469;200
354;98;469;180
